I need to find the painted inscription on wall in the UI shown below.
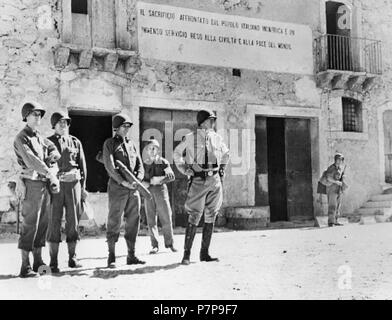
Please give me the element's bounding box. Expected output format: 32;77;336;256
137;2;313;74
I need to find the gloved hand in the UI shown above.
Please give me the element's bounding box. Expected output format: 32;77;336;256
219;165;226;181
16;177;26;200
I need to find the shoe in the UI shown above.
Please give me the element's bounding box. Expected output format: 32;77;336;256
167;245;178;253
32;248;47;273
127;255;146;265
181;223;197;265
328;223;334;227
181;250;191;265
200;223;219;262
107;253;116;268
20;250;38;278
49;242;60;274
20;266;38;278
107;241;116;268
334;222;344;226
149;247;159;254
68;242;82;268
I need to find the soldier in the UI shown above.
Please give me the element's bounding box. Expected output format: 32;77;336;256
46;111;87;273
174;110;230;265
325;153;348;227
14;102;60;278
102;113;145;268
142;139;177;254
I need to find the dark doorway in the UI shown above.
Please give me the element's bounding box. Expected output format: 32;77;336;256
266;118;288;222
69;113;113;192
326;1;352;71
255;116;314;222
140;108;198;227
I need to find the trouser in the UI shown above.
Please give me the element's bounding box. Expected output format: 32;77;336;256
327;184;342;224
18;180;50;251
47;180;82;243
185;175;223;225
144;184;174;248
106;178;141;252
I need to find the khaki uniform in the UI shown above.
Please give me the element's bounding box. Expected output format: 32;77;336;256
174;129;230;225
46;134;87;243
325;164;346;224
102;135;144;251
14;126;60;251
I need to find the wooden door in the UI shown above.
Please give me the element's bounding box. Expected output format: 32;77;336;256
140;108;198;227
255;117;269;206
285;119;314;220
383;111;392;183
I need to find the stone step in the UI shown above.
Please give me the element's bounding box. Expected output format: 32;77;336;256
363;201;392;208
355;207;390;216
370;194;392;202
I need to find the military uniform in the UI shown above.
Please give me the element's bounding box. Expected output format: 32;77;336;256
102;114;145;267
326;163;345;225
174;110;230;265
143;145;176;253
46;111;87;272
14;102;60;277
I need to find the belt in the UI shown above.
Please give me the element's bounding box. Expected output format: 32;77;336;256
59;170;81;182
193;170;219;178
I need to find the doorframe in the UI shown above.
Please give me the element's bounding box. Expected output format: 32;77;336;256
247;104;323;217
129;96;226;151
377;102;392;188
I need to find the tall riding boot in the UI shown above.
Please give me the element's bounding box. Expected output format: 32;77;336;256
181;223;197;265
20;250;37;278
32;247;47;273
68;241;82;268
107;241;116;268
126;240;146;265
49;242;60;273
200;223;219;262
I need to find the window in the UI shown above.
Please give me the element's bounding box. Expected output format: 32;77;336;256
342;98;363;132
72;0;88;14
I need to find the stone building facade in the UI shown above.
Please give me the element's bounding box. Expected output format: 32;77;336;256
0;0;389;228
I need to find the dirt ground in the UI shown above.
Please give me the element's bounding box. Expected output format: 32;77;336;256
1;223;392;300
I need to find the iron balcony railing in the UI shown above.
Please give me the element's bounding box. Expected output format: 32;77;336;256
315;34;382;75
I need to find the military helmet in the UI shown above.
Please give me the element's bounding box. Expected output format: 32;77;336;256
21;101;46;122
197;110;217;126
51;111;71;129
334;153;345;161
112;113;133;129
146;138;160;149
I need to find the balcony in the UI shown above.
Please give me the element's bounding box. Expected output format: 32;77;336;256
315;34;382;92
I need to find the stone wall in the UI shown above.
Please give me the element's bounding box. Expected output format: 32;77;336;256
0;0;389;226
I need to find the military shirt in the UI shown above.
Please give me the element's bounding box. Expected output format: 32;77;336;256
14;125;60;180
143;156;173;183
173;128;230;174
48;134;87;188
103;135;144;185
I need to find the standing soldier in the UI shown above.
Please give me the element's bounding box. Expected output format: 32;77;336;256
142;139;177;254
102;113;145;268
46;111;87;273
325;153;348;227
14;102;60;278
174;110;230;265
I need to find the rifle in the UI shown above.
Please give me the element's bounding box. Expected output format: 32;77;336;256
115;160;152;200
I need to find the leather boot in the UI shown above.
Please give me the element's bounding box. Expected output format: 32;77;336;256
181;223;197;265
49;242;60;273
20;250;37;278
107;241;116;268
68;241;82;268
200;223;219;262
32;247;47;273
126;240;145;265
